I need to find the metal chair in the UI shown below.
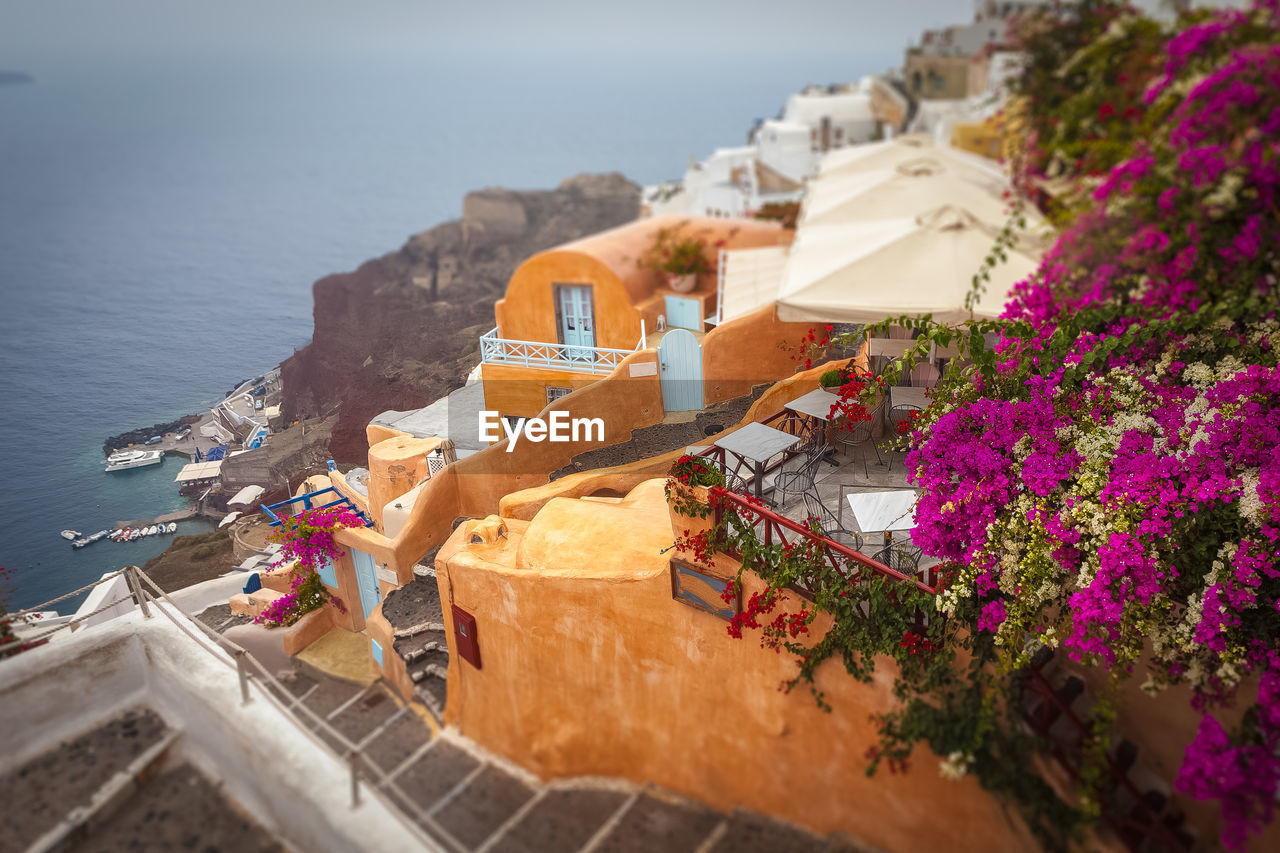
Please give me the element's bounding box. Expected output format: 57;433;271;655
886;404;922;472
773;444;824;507
775;413;816;448
832;402;884;477
803;493;864;551
872;545;922;575
909;362;940;388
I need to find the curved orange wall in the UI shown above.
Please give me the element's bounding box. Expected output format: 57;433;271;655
434;482;1037;852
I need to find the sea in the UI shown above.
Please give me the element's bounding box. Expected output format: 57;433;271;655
0;47;889;611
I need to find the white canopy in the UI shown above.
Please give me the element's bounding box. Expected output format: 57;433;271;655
717;245;789;325
776;207;1041;323
175;460;222;483
227;484;265;507
802;168;1014;230
818;134;1006;184
219;511;242;528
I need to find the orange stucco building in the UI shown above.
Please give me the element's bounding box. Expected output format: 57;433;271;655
481;214;787;421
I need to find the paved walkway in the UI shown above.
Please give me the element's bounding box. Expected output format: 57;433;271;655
194;603;870;853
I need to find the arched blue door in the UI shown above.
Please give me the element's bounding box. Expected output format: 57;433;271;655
658;329;703;413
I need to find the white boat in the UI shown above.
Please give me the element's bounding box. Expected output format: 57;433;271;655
146;525;158;536
166;522;177;533
104;449;163;473
60;529;81;541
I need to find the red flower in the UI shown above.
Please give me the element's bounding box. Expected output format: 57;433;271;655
1098;102;1116;121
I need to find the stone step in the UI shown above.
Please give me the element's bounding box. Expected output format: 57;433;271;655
704;808;833;853
484;786;630;853
587;790;721;853
0;708;171;851
431;764;537;850
64;763;282;852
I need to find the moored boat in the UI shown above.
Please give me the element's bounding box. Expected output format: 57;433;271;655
104;449;163;473
60;529;82;541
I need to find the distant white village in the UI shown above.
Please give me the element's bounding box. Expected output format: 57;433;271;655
644;0;1247;220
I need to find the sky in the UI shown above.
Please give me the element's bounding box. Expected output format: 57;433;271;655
1;0;980;67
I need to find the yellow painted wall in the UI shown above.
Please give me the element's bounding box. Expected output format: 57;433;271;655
951;117;1003;162
433;480;1037;852
479;363;605;422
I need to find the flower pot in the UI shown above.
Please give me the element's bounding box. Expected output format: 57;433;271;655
666;272;697;293
666;479;715;564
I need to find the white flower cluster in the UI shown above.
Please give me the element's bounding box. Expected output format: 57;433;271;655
938;750;974;781
1204;171;1244;213
1238;470;1265;526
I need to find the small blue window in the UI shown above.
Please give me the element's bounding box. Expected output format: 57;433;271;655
370;638;384;667
317;555;337;588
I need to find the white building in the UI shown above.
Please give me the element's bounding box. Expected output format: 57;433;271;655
645;78;881;219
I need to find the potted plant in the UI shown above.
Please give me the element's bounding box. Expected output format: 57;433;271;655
665;454;725;558
818;368;845;389
639;224;721;294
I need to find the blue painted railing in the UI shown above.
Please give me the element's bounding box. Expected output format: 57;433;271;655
262;487;372;528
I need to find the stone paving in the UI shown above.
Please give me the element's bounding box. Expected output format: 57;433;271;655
0;708;282;853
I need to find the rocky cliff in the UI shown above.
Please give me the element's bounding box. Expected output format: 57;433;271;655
280;173;641;464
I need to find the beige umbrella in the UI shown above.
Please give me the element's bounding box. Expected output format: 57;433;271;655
802;167;1015;229
819;134;1006;184
775;206;1041;323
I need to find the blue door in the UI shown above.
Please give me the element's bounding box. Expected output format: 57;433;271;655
664;295;702;331
556;284;595;363
351;548;382;620
658;329;703;412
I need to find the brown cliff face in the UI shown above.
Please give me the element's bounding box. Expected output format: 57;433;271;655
280;173;641;464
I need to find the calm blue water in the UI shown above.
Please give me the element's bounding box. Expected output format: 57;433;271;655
0;48;888;609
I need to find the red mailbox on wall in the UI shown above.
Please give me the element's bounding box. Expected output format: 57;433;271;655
452;604;481;669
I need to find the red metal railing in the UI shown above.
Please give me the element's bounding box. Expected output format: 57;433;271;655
709;487;938;595
1022;656;1191;851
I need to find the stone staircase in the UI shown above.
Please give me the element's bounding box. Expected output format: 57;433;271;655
384;565;451;720
372;735;871;853
1021;646;1197;852
0;708;281;852
262;626;870;852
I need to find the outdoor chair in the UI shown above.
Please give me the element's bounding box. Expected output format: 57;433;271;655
775;413;816;448
772;444;824;508
803;493;864;552
909;362;940;388
886;404;922;472
832;402;884;477
872;545;922;575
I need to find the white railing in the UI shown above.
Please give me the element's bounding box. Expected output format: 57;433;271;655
479;327;642;375
1;566;449;850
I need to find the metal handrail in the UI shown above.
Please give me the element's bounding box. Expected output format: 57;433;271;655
29;566;456;849
1022;659;1189;851
479;327;640;375
710;488;938;595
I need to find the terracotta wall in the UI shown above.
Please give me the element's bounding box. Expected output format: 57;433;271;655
365;602;414;701
701;304;819;406
495;216;784;349
434;480;1036;852
364;434;447;521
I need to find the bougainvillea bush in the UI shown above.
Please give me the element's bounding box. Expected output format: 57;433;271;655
918;2;1279;848
725;2;1280;849
255;505;364;627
